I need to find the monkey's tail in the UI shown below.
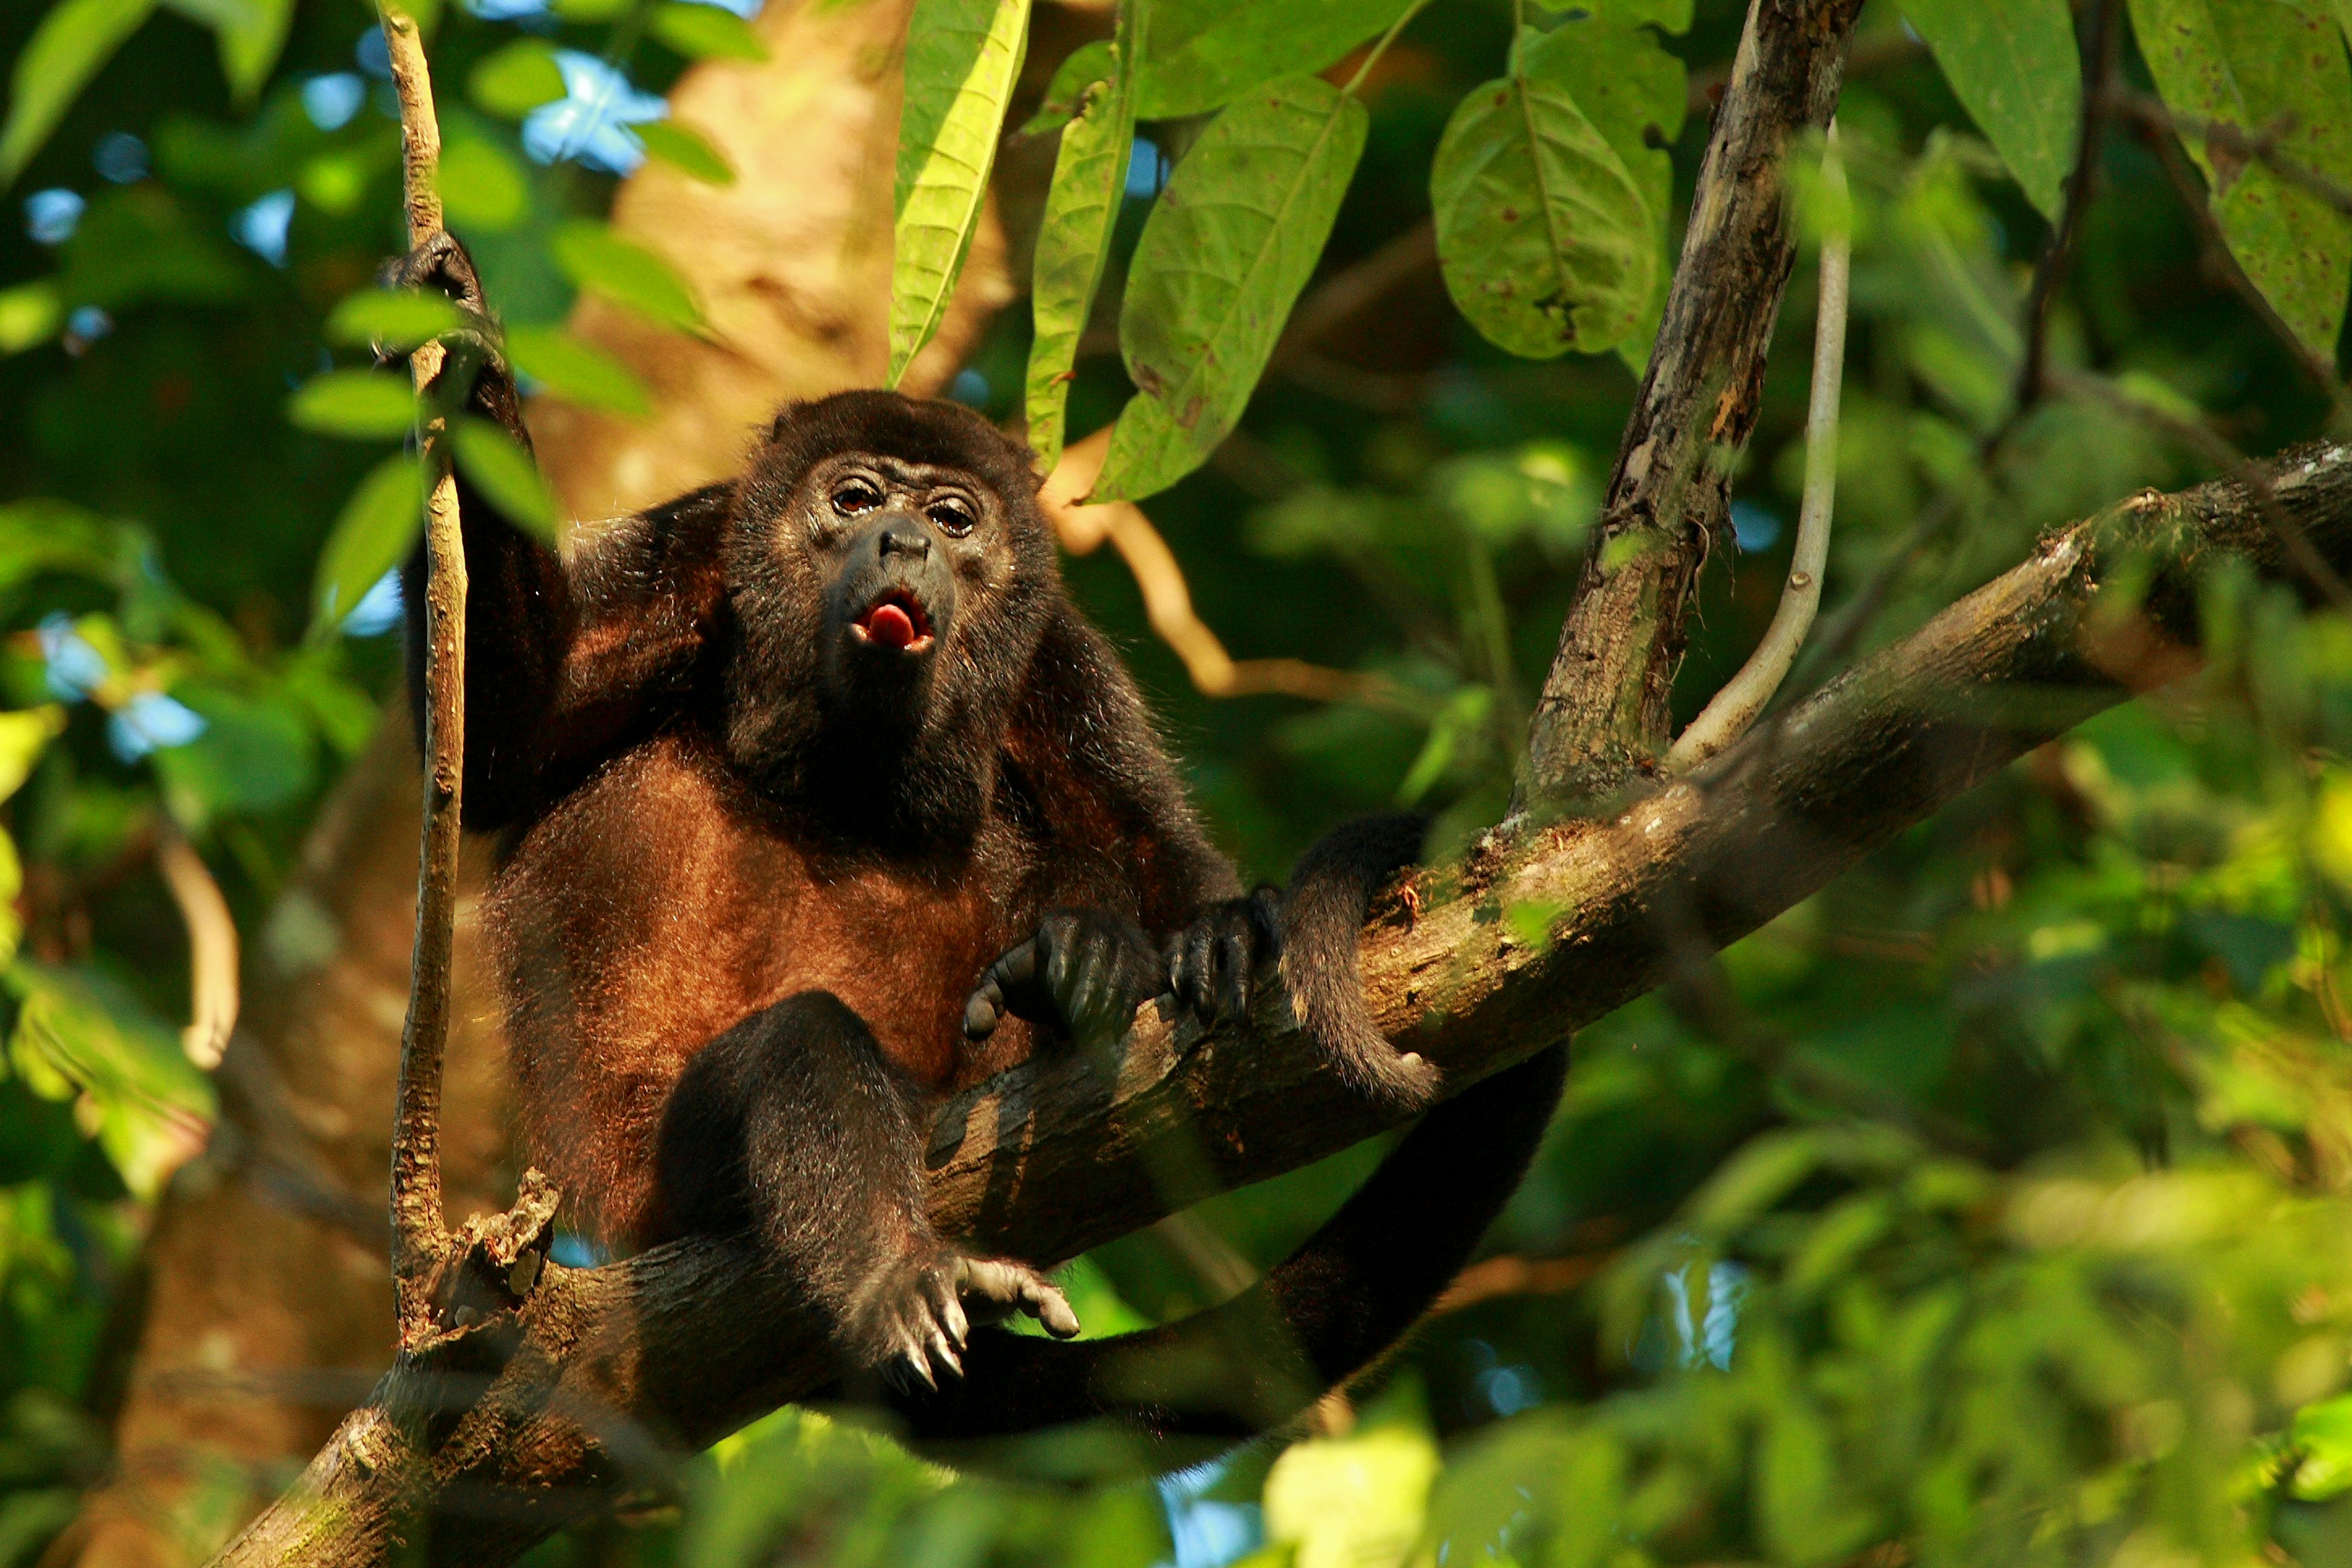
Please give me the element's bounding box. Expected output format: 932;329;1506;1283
891;815;1571;1451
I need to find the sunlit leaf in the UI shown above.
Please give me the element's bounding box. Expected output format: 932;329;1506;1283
470;39;567;119
1431;28;1656;360
0;709;65;807
505;324;653;417
438;137;530;231
1019;39;1114;137
1025;1;1140;472
1905;0;2081;218
2130;0;2352;358
1096;75;1368;500
650;1;769;61
286;370;416;440
638;119;736;185
0;0;157;184
1137;0;1409;119
7;963;214;1200
2294;1391;2352;1498
0;283;62;355
891;0;1031;385
309;454;423;641
551;220;706;335
453;416;559;540
324;288;464;353
1264;1424;1438;1568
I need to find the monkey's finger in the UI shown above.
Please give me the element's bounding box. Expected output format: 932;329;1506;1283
978;938;1053;1024
1218;929;1252;1023
1025;1280;1081;1339
1180;924;1219;1023
924;1319;965;1380
963;975;1005;1041
923;1264;970;1351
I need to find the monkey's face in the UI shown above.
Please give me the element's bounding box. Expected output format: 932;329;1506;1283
802;453;986;687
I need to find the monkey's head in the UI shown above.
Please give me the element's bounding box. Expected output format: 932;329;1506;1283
722;390;1057;840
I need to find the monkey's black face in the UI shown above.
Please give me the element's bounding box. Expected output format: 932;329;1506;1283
807;456;988;684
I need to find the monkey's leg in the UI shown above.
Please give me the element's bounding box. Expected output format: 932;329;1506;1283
652;992;1078;1387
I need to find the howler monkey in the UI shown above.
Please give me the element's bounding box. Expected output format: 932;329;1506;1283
394;232;1569;1439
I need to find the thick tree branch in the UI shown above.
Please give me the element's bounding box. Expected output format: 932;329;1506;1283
1524;0;1863;802
212;442;2352;1566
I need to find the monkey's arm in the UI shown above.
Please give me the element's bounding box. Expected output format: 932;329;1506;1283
393;234;728;829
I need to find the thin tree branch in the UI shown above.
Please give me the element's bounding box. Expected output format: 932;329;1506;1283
2016;0;2120;407
1523;0;1864;805
154;825;239;1071
209;441;2352;1567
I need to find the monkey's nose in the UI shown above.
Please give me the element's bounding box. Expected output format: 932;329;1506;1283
878;522;931;560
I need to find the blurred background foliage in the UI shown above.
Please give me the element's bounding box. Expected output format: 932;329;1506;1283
2;0;2352;1562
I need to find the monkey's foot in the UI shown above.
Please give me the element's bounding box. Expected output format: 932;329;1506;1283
875;1251;1080;1392
1164;886;1283;1029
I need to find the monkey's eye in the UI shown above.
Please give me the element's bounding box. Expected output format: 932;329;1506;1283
927;497;976;537
831;479;884;516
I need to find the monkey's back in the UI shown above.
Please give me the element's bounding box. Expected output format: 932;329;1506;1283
483;729;1038;1246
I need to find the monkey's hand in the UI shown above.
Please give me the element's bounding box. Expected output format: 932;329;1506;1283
376;229;503;377
874;1250;1080;1392
964;909;1166;1050
1164;886;1283;1031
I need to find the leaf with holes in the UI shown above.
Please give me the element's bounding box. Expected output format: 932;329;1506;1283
1905;0;2081;217
311;454;423;640
552;221;706;336
891;0;1031;385
0;0;156;183
1025;2;1140;472
2130;0;2352;359
1095;75;1368;502
1431;31;1657;360
505;325;652;417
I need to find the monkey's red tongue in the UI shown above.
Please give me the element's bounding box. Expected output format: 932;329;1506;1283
860;601;920;651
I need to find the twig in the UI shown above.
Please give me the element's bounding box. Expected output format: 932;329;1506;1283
379;2;464;1343
1669;122;1849;770
2016;0;2120;408
1042;428;1390;704
154;826;239;1070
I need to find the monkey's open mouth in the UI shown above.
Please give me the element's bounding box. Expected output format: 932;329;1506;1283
851;590;935;655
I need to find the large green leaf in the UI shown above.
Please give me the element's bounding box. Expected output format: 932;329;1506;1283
469;39;566;119
286;371;417;440
890;0;1031;385
650;1;769;61
1137;0;1408;119
1905;0;2081;218
452;416;559;540
2130;0;2352;359
0;0;156;185
438;135;530;232
311;454;423;639
161;0;293;104
1515;15;1686;365
1025;1;1141;472
1431;29;1657;360
323;288;464;354
551;220;706;336
1095;76;1368;501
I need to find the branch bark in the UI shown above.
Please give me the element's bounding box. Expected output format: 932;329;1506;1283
209;440;2352;1566
1523;0;1863;803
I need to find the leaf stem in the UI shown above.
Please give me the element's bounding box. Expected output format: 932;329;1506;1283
1344;0;1438;98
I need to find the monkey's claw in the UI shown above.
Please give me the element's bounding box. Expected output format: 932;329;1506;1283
966;910;1166;1049
878;1251;1079;1392
1165;886;1282;1030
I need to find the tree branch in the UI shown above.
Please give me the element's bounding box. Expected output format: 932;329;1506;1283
1523;0;1864;803
211;440;2352;1566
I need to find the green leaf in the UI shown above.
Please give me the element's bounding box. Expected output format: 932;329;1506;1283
323;288;464;353
1137;0;1408;119
2294;1391;2352;1498
1264;1426;1439;1568
1904;0;2081;217
551;220;706;335
0;282;62;355
0;0;157;184
1025;3;1140;471
637;119;736;184
1431;30;1657;360
1019;39;1114;137
162;0;293;104
469;39;567;119
552;0;630;17
2129;0;2352;358
7;963;214;1200
1513;17;1685;360
505;324;653;416
0;709;63;807
286;370;416;440
310;454;423;640
453;416;559;540
891;0;1031;385
1096;75;1368;501
650;1;769;61
438;136;530;231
